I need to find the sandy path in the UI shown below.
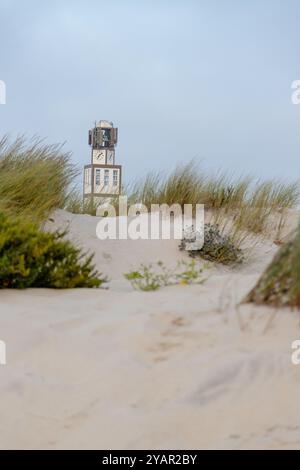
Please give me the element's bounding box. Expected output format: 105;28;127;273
1;276;300;449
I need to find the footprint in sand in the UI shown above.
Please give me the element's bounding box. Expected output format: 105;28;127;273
147;315;188;363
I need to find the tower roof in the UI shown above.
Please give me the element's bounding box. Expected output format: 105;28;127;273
96;120;113;129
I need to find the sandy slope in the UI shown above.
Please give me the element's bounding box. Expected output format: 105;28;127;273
0;210;300;449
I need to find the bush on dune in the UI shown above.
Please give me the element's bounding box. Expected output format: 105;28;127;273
179;223;243;265
0;212;105;289
245;223;300;308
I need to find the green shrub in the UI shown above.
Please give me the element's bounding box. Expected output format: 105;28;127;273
0;213;104;288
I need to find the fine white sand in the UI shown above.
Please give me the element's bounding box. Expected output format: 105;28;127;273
0;209;300;450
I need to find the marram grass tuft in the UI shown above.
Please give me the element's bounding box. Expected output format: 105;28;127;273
0;135;78;223
245;222;300;309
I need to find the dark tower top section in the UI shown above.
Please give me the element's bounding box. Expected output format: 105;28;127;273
88;120;118;150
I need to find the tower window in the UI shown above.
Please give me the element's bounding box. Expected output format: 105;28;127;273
104;170;109;186
113;170;118;186
95;169;101;185
85;168;91;185
102;129;110;148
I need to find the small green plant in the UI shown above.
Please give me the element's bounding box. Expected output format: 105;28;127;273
124;266;162;291
175;260;208;284
124;260;206;291
0;213;105;288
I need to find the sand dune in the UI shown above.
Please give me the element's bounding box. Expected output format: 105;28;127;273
0;210;300;449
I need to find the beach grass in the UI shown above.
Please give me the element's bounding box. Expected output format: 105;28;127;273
125;161;299;241
126;161;299;209
0;135;78;223
66;160;299;255
245;221;300;308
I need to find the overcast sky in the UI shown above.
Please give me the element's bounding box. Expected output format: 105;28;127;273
1;0;300;184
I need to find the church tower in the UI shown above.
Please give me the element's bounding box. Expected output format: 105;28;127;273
83;120;122;202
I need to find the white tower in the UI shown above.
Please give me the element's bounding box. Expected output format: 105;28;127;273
83;120;122;203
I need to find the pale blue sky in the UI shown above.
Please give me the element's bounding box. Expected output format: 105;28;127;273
1;0;300;183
